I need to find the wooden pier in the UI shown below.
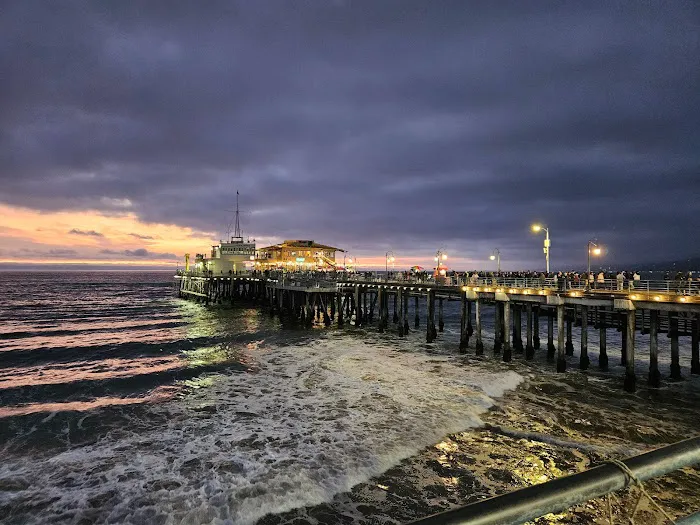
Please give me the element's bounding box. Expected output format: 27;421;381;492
175;274;700;392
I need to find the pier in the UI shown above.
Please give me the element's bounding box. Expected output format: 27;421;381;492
175;273;700;393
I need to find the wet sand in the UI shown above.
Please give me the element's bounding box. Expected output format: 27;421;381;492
259;355;700;525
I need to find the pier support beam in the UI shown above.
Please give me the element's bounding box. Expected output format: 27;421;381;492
337;294;344;327
354;286;362;327
397;288;404;337
557;304;566;372
624;309;636;392
547;311;555;360
533;306;541;350
393;292;399;324
621;315;628;366
525;304;534;360
475;298;484;355
565;314;574;356
649;309;660;388
438;298;444;332
414;296;419;328
691;313;700;375
426;290;436;343
502;301;512;362
580;305;589;370
494;303;503;354
459;292;468;353
670;312;681;380
377;288;384;333
466;301;473;346
403;289;410;335
599;310;608;370
513;305;523;354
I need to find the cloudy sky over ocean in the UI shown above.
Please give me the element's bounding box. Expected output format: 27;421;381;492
1;1;698;269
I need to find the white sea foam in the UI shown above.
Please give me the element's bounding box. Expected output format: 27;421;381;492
0;332;522;525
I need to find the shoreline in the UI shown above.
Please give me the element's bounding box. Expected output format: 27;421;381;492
258;358;700;525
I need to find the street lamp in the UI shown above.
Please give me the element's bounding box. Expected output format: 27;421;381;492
587;240;602;278
434;250;448;277
489;249;501;274
385;251;395;281
531;224;550;273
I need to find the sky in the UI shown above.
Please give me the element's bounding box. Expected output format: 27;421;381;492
1;1;699;271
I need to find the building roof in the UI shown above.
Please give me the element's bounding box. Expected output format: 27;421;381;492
259;240;344;252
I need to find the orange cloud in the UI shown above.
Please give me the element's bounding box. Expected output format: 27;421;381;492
0;203;216;265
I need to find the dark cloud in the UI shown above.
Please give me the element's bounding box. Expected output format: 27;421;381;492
128;233;154;240
18;248;78;258
68;229;104;237
1;1;699;268
100;248;177;259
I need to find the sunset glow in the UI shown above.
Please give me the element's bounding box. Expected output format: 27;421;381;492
0;203;215;266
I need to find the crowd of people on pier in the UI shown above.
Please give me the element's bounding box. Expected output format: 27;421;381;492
178;267;696;293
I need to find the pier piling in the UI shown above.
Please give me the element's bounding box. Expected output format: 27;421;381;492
557;304;566;372
691;313;699;375
547;312;555;360
494;303;503;354
414;296;419;328
426;290;436;343
599;310;608;370
525;304;534;360
670;312;681;380
459;292;468;353
624;309;636;392
565;315;574;356
475;298;484;355
513;305;523;353
580;305;589;370
649;309;660;387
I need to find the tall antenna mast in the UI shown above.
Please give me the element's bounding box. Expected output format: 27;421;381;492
234;190;241;238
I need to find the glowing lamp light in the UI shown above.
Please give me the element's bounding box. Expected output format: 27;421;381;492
474;287;480;292
631;295;638;300
531;224;542;232
462;286;468;292
442;254;447;260
679;297;687;303
654;296;661;301
592;247;602;256
489;255;496;261
434;257;439;262
496;288;503;293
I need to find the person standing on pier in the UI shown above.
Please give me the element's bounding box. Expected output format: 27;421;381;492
616;271;626;291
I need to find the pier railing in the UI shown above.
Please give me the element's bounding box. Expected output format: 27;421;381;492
177;270;700;297
409;436;700;525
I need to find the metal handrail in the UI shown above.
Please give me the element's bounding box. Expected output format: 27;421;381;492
409;436;700;525
176;271;700;296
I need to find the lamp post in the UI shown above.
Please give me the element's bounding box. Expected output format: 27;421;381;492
489;249;501;274
434;250;448;277
531;224;550;273
385;251;395;281
587;240;602;277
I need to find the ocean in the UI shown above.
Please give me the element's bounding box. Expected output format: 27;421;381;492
1;272;699;525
